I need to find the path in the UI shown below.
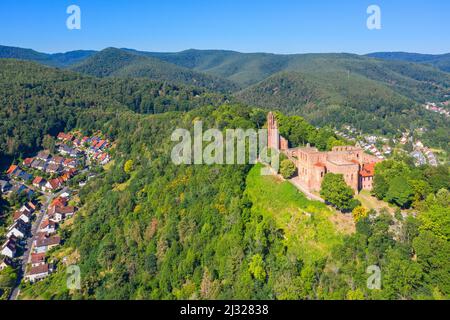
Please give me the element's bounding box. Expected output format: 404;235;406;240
290;177;325;203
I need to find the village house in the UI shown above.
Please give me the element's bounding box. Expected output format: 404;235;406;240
7;220;28;239
63;158;78;169
6;165;19;176
1;238;17;258
46;163;61;174
59;145;80;158
18;170;33;182
51;196;68;208
34;234;61;254
73;138;82;147
25;263;50;283
31;159;47;171
0;257;14;271
0;179;12;193
22;157;34;167
45;178;62;192
30;253;46;268
32;176;47;190
10;184;27;195
49;155;65;165
10;184;35;198
36;150;51;162
8;166;33;182
267;112;381;193
81;136;91;146
57;132;74;142
49;205;75;222
21;202;36;213
40;219;57;234
13;210;31;224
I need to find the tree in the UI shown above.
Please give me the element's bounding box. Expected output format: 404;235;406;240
42;134;56;154
280;159;296;179
123;159;134;174
386;176;414;209
320;173;355;211
248;254;266;282
409;179;432;205
352;206;368;223
382;249;423;299
372;174;388;200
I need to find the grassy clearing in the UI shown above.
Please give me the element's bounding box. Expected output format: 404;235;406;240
245;164;345;264
356;190;393;212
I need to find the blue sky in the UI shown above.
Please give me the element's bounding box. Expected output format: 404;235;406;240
0;0;449;54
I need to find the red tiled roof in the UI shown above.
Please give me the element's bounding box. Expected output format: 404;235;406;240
23;158;34;166
48;179;61;190
52;156;64;164
13;211;28;221
6;165;18;175
52;197;68;207
63;158;75;165
314;162;325;167
40;219;55;229
27;202;37;210
360;163;376;177
32;176;44;185
58;132;74;141
31;253;46;264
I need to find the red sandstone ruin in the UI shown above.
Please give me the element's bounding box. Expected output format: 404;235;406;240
267;112;381;193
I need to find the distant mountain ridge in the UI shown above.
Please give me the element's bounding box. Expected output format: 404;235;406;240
69;48;239;92
0;45;96;67
1;45;449;141
367;52;450;73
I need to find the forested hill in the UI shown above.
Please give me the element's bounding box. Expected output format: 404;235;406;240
14;103;450;300
132;49;450;98
69;48;240;93
1;45;449;150
367;52;450;73
0;59;228;167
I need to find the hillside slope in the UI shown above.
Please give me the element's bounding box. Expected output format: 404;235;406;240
235;70;449;147
0;59;227;167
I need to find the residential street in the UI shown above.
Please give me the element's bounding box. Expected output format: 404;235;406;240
8;187;68;300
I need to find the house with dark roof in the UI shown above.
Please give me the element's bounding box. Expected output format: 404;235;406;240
7;220;28;239
13;210;31;224
0;257;14;271
36;151;51;161
34;235;61;253
31;159;47;171
0;180;12;193
46;163;61;174
1;239;17;258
